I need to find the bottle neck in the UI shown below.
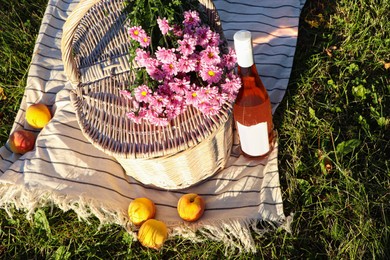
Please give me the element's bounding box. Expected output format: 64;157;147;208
237;63;268;97
237;64;258;78
237;54;254;69
238;66;253;77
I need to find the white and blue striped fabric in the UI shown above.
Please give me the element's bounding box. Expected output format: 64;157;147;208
0;0;306;253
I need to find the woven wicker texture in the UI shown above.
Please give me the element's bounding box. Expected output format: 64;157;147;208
61;0;233;189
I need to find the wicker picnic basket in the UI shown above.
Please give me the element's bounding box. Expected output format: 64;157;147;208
61;0;233;189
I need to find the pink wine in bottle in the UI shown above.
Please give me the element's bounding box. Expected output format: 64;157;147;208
233;30;273;157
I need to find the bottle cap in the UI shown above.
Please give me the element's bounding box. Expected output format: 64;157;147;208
234;30;254;68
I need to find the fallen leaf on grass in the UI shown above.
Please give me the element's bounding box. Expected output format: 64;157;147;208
317;149;333;175
325;48;332;57
325;46;337;57
0;87;6;100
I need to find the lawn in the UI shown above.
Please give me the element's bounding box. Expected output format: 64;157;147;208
1;0;389;258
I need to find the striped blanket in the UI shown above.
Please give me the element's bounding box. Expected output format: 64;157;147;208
0;0;306;253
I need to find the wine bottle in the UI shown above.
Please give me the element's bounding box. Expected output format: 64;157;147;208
233;30;273;157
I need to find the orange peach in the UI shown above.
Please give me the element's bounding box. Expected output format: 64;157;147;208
9;130;36;154
177;193;205;222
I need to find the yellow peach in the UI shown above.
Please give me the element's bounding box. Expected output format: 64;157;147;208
128;197;156;226
138;219;168;250
26;103;52;129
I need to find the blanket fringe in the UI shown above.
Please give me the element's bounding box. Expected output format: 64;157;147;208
168;216;286;254
0;184;128;228
0;184;289;255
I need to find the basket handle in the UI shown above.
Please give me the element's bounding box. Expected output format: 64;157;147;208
61;0;100;88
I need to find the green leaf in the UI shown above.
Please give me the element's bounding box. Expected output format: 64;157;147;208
122;231;134;244
309;107;316;119
370;106;380;117
347;63;359;74
34;209;51;236
297;178;310;192
53;246;71;260
336;139;361;156
327;79;338;89
352;85;370;100
377;117;389;127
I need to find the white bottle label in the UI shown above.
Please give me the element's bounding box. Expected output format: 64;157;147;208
237;121;269;156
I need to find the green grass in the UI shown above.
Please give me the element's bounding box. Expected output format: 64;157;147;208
1;0;389;258
0;0;46;139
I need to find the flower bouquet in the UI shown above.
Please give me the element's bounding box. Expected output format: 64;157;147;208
62;0;238;189
120;0;240;126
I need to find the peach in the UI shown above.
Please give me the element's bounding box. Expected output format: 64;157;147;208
128;197;156;226
26;103;52;129
9;130;36;154
138;219;168;250
177;193;205;222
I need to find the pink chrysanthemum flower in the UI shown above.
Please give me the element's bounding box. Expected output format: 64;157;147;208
144;59;165;81
165;95;184;119
144;58;160;70
165;103;182;119
169;77;191;95
185;88;201;105
172;24;183;37
120;90;133;100
228;72;242;91
198;85;219;101
155;47;176;64
149;94;169;114
183;10;201;28
200;46;221;65
126;109;146;124
156;82;171;96
216;92;229;106
157;17;171;35
197;99;221;116
221;73;242;101
128;26;150;47
222;48;237;70
177;36;197;57
146;110;169;126
199;64;223;84
162;62;179;77
128;26;144;41
208;31;221;47
139;34;151;48
189;53;202;71
147;67;165;81
134;49;150;67
220;79;239;94
134;85;152;102
177;56;197;73
224;92;237;103
169;93;185;108
171;94;187;116
195;26;212;48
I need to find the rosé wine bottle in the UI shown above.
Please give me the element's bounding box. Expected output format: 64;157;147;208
233;30;274;158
